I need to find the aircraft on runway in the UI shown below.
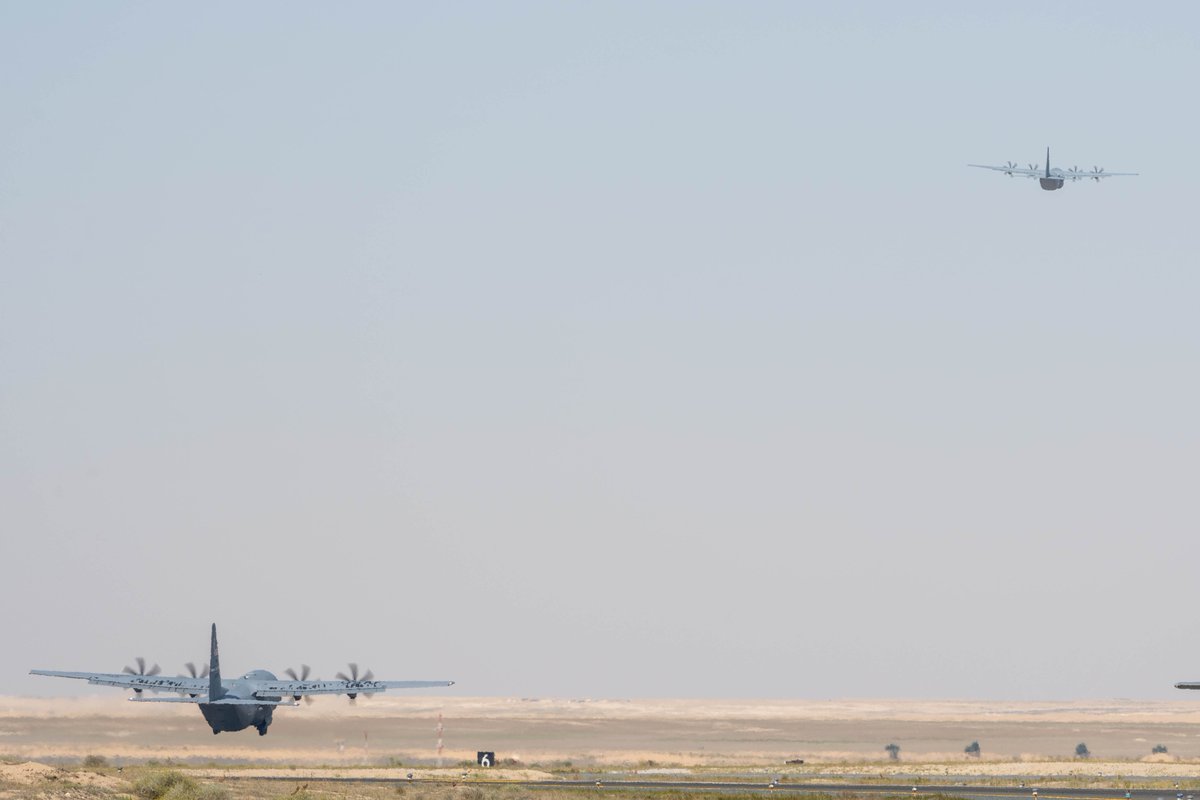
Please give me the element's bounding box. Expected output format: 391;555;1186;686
969;148;1137;191
30;624;453;736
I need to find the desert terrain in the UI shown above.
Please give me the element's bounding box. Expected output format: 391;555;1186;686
6;695;1200;776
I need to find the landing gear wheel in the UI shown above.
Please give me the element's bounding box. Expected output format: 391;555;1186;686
256;723;268;736
212;729;220;735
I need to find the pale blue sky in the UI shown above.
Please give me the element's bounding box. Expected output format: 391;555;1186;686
2;2;1199;699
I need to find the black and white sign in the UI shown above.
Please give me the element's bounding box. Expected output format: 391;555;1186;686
477;752;495;768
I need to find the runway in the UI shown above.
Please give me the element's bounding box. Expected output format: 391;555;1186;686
222;775;1200;800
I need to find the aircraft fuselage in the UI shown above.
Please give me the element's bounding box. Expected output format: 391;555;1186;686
200;670;282;735
1039;177;1064;191
199;700;274;734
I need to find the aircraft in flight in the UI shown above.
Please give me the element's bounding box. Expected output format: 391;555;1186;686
30;624;453;736
969;148;1137;191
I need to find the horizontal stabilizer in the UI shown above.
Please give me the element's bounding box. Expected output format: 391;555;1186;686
130;696;206;703
1176;682;1200;690
130;696;295;706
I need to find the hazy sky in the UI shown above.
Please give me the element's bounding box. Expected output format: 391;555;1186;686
3;2;1199;701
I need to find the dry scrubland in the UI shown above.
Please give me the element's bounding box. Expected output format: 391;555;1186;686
0;762;775;800
8;696;1200;796
0;764;915;800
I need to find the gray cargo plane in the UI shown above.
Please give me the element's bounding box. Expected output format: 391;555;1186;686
30;624;453;735
970;148;1137;191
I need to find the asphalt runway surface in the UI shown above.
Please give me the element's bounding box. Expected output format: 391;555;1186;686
225;776;1200;799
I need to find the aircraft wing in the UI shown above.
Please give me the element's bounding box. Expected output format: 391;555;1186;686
1063;168;1139;180
968;164;1042;177
29;669;208;695
248;678;455;699
1176;681;1200;689
130;695;296;705
129;696;297;706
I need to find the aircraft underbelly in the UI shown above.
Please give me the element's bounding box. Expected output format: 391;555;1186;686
1039;177;1064;191
200;703;270;733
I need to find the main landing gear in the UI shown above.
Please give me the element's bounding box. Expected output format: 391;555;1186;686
255;722;269;736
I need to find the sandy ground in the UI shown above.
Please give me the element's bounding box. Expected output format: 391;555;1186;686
6;696;1200;773
0;761;125;789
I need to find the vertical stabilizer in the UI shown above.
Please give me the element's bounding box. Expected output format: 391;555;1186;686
1046;147;1051;177
208;624;225;700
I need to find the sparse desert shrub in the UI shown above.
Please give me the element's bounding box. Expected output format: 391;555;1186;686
1153;744;1169;754
1075;742;1090;759
964;741;980;758
885;743;900;760
134;770;192;799
132;770;229;800
83;754;109;768
179;785;229;800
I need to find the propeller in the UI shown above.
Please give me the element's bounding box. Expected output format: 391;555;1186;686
183;662;209;679
180;661;209;698
284;665;317;704
336;663;375;703
123;657;161;695
1004;160;1018;176
1093;166;1105;182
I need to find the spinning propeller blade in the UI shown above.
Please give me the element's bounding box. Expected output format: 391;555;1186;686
336;663;377;703
123;657;161;695
180;662;209;697
284;665;316;704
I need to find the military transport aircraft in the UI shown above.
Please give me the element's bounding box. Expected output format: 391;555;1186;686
30;624;453;736
969;148;1137;191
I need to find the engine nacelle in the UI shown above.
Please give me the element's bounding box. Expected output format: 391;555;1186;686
1039;177;1064;191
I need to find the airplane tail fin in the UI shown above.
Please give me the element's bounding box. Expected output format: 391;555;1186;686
1046;147;1051;177
208;624;225;700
